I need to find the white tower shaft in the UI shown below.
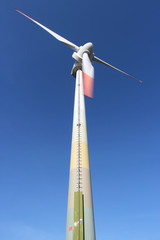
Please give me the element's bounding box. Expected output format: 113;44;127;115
66;69;95;240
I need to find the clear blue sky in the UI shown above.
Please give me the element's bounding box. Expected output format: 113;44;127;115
0;0;160;239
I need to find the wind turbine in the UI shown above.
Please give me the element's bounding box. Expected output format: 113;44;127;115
15;9;142;240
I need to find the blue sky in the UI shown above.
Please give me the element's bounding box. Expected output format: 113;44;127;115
0;0;160;239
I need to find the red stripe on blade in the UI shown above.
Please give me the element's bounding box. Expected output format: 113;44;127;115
83;72;94;98
15;9;35;22
129;75;142;83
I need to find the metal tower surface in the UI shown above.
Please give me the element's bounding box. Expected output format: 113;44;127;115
66;69;95;240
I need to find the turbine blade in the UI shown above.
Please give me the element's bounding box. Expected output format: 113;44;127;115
15;9;79;51
93;56;142;83
82;53;94;98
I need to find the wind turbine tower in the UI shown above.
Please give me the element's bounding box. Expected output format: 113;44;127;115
66;52;95;240
16;9;142;240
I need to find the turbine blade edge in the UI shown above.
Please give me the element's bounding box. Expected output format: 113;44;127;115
93;56;142;83
15;9;79;51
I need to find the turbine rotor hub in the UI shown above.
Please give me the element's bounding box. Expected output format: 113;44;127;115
72;42;94;64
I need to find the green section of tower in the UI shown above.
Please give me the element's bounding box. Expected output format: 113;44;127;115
73;192;84;240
